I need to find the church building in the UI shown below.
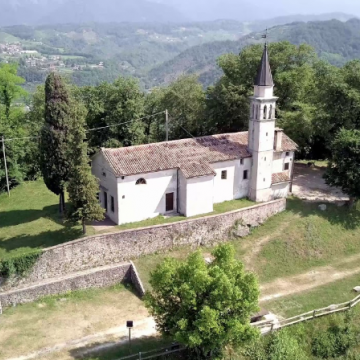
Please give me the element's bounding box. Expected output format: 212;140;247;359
92;45;297;225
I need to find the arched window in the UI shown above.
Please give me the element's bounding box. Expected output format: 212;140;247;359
252;104;255;118
136;178;147;185
263;105;267;120
269;105;273;119
255;105;258;119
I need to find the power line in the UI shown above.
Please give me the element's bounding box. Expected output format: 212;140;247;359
0;111;166;142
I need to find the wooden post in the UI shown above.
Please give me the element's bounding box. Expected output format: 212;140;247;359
2;136;10;197
313;310;316;318
165;109;169;142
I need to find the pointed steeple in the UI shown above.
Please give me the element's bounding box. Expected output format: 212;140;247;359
254;44;274;87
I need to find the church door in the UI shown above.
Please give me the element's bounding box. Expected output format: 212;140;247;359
166;193;174;212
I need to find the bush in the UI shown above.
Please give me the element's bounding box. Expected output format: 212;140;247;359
0;251;41;278
312;316;357;359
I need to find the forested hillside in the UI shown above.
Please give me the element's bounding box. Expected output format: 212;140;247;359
0;21;245;89
149;18;360;86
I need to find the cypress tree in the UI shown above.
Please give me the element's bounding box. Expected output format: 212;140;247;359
39;73;72;214
67;104;104;235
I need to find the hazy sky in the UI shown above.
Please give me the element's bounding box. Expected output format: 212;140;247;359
157;0;360;21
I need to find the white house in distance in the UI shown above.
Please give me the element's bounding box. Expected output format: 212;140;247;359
92;44;298;225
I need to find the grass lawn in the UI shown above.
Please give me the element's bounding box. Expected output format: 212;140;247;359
0;180;88;260
264;272;360;318
0;284;149;360
296;159;328;168
135;198;360;289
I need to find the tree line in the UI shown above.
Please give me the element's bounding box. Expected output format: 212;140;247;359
1;40;360;213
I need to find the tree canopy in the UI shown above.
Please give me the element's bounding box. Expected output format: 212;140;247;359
145;244;260;359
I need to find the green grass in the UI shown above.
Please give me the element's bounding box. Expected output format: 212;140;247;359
265;273;360;317
0;180;86;260
0;32;20;43
135;198;360;289
296;159;328;168
114;198;254;232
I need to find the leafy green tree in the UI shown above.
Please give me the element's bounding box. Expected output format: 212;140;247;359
158;75;206;139
67;104;104;235
39;73;72;213
79;77;145;153
324;129;360;207
0;64;29;191
0;63;26;120
145;244;260;359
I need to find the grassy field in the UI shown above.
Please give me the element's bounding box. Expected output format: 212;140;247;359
135;198;360;288
296;159;328;168
0;284;149;360
0;181;86;260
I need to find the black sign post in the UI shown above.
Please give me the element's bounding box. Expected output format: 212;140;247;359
126;321;134;352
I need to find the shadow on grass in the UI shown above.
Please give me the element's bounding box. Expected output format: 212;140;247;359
0;204;63;228
69;336;175;360
287;198;360;230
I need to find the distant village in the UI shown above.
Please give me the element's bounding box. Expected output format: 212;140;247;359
0;42;104;72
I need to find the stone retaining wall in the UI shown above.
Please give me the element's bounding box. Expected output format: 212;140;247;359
6;199;286;287
0;263;132;307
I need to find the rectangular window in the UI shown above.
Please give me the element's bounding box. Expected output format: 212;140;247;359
111;196;115;213
243;170;248;180
284;163;290;171
240;159;244;165
221;170;227;180
286;152;290;156
104;191;108;212
166;193;174;212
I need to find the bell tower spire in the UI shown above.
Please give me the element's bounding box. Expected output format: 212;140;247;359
248;41;278;202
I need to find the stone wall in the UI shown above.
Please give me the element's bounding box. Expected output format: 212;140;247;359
0;263;132;307
19;199;285;284
130;261;146;297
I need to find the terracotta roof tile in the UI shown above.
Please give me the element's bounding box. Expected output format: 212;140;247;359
272;172;291;184
180;162;216;179
101;131;297;177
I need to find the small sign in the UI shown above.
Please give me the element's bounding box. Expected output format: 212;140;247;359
127;321;134;328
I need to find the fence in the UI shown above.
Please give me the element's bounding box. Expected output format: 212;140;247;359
117;344;186;360
252;294;360;334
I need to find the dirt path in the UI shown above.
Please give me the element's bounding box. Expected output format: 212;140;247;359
5;318;157;360
260;253;360;302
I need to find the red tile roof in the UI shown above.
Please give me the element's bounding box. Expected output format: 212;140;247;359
180;162;216;179
272;172;291;184
101;131;297;177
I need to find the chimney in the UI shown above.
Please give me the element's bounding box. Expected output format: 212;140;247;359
274;128;283;151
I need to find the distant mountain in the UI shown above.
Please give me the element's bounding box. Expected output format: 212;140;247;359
0;0;186;26
147;18;360;87
155;0;360;22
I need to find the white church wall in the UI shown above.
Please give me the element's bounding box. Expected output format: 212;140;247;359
252;120;276;152
212;159;251;204
254;85;274;98
272;183;290;199
272;151;294;174
92;153;119;224
178;170;187;216
117;169;178;225
185;175;214;217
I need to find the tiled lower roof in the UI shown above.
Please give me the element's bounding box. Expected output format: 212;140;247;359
272;172;291;184
180;162;216;179
101;131;297;178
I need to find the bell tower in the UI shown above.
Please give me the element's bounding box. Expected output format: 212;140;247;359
248;44;278;202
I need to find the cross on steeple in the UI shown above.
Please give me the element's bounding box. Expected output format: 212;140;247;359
261;28;268;45
254;34;274;87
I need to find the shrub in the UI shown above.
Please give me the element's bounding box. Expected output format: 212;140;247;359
0;251;41;278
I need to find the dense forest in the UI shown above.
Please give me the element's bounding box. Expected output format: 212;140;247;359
2;40;360;193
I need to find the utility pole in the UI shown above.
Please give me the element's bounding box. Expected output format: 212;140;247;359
165;109;169;142
2;136;10;197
